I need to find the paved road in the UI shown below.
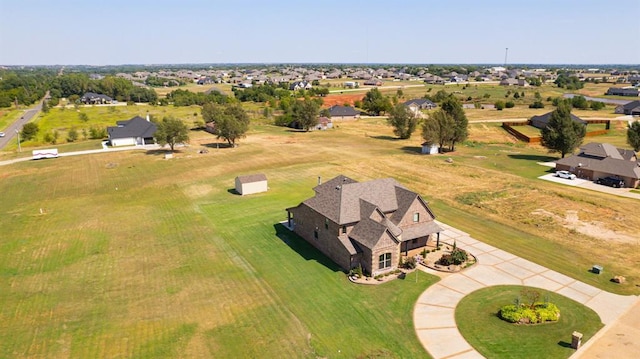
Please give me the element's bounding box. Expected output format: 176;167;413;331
0;99;44;150
563;94;631;105
413;222;639;359
538;173;640;200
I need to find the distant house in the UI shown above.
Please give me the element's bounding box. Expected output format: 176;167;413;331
363;79;383;86
499;78;529;87
316;117;333;130
290;81;312;91
555;142;639;188
107;115;157;146
80;92;113;104
530;112;586;130
421;142;439;154
462;103;476;109
606;87;640;97
481;104;496;110
343;81;359;88
197;77;215;85
286;175;442;274
403;99;437;113
328;105;360;120
424;75;445;84
235;174;268;195
615;100;640;116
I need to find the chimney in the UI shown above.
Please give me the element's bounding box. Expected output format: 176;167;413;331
146;113;150;122
317;176;322;185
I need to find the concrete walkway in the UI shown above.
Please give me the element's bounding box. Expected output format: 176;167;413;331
414;222;639;359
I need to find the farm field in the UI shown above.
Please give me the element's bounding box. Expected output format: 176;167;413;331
1;112;639;358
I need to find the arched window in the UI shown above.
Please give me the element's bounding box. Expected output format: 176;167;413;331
378;253;392;269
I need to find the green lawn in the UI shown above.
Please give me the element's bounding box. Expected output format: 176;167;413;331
0;152;439;358
1;109;638;357
456;286;603;359
0;108;23;132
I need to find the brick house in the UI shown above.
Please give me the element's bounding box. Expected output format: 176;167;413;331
555;142;640;188
286;175;442;275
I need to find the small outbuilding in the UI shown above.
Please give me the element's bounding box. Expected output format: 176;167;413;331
421;142;439;154
235;174;268;196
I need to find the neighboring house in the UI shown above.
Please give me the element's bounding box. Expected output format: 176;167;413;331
328;105;360;120
530;112;586;130
344;81;359;88
286;175;443;275
80;92;113;104
290;81;312;91
614;100;640;115
555;142;640;188
499;78;529;86
107;115;157;146
363;79;383;86
421;142;439;154
316;117;333;130
424;75;445;84
606;87;640;97
235;174;268;195
403;99;437;113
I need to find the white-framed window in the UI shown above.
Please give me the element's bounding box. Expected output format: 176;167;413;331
378;253;392;269
413;212;419;222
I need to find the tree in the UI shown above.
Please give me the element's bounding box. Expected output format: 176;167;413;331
505;101;515;108
79;112;89;122
422;109;454;152
155;116;190;152
292;98;320;131
67;127;78;142
571;95;588;109
387;103;419;139
41;100;50;113
21;122;39;141
627;121;640;151
362;88;391;115
203;103;250;146
495;100;505;110
440;96;468;151
541;102;586;158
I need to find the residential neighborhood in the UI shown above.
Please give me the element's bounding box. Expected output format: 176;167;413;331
1;1;639;359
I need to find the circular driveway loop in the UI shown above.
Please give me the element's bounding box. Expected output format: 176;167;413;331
413;222;639;359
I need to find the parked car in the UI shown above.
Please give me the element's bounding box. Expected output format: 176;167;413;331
0;132;5;137
555;170;576;180
596;176;625;188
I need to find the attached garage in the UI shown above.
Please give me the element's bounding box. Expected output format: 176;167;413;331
235;174;268;196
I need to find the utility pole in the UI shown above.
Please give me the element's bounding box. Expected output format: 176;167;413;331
504;48;509;67
16;129;21;152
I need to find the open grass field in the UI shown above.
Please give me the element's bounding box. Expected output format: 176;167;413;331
0;108;23;132
1;107;639;358
456;286;603;358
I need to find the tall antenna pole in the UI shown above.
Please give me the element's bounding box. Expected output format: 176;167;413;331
504;48;509;67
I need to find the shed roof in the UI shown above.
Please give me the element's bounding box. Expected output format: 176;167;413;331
236;173;267;184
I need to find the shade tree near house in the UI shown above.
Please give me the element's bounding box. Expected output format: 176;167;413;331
440;95;468;151
154;116;190;152
421;109;454;152
202;103;250;147
628;121;640;152
292;98;321;131
387;103;419;139
362;88;392;116
540;102;586;158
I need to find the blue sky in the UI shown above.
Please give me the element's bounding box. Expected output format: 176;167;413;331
1;0;638;65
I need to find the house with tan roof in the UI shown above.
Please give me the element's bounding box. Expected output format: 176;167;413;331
286;175;442;275
555;142;640;188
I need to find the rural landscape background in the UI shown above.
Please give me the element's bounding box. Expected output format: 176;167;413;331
1;0;639;358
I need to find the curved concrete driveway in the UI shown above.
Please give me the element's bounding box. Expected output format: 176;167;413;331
414;222;639;359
